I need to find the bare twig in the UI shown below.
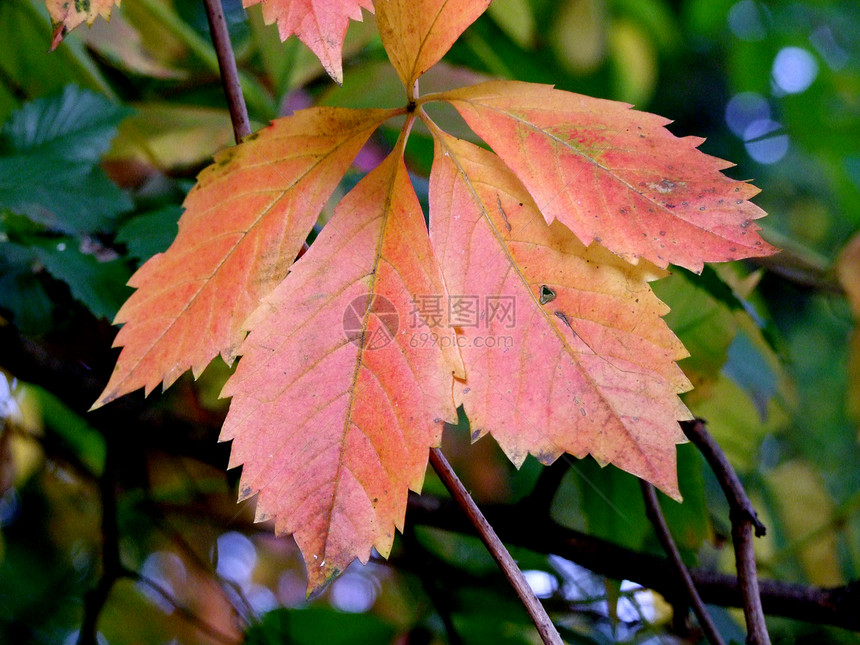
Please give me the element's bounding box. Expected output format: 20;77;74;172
406;495;860;631
640;481;725;645
731;520;771;644
681;420;770;644
202;0;251;142
151;510;255;624
428;448;563;645
5;321;854;633
131;571;238;644
682;420;766;537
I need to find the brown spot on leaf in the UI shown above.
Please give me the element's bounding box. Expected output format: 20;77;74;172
539;285;556;305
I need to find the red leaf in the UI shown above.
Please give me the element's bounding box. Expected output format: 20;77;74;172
428;128;692;497
245;0;374;84
93;108;391;409
220;148;463;593
442;81;778;272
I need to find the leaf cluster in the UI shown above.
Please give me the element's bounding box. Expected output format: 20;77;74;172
1;1;859;644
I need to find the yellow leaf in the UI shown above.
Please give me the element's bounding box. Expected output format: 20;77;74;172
375;0;491;90
47;0;120;50
93;107;393;408
767;460;844;586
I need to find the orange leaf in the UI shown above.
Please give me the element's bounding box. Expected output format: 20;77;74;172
428;129;692;497
375;0;491;90
245;0;373;84
93;107;392;409
47;0;120;50
837;232;860;319
220;148;463;593
442;81;778;272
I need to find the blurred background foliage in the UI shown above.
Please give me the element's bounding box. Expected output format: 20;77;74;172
0;0;858;643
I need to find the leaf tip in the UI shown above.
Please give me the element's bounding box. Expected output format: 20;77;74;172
663;484;683;504
88;398;107;413
254;504;273;522
90;385;119;411
49;25;66;51
305;561;342;599
238;483;256;503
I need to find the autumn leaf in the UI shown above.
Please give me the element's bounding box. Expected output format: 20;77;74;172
441;81;778;272
90;0;781;594
92;107;393;409
837;232;860;319
375;0;491;90
427;128;692;497
220;144;463;593
245;0;374;84
47;0;120;50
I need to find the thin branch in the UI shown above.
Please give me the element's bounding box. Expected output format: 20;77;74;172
640;481;725;645
202;0;251;142
131;571;238;644
731;521;771;644
5;328;856;633
429;448;563;645
682;420;771;644
682;420;766;537
151;509;255;625
406;494;860;632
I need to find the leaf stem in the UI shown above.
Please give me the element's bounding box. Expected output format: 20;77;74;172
428;448;563;645
202;0;251;142
137;0;274;118
640;480;725;645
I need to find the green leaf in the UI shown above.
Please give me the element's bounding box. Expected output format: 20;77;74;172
0;85;132;233
575;459;650;552
0;264;53;334
0;0;114;123
31;237;132;320
688;374;788;473
652;268;737;395
0;159;131;233
245;608;397;645
658;443;710;561
1;85;129;161
28;384;106;476
106;103;242;170
486;0;535;49
614;0;680;53
116;205;181;262
414;526;498;576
